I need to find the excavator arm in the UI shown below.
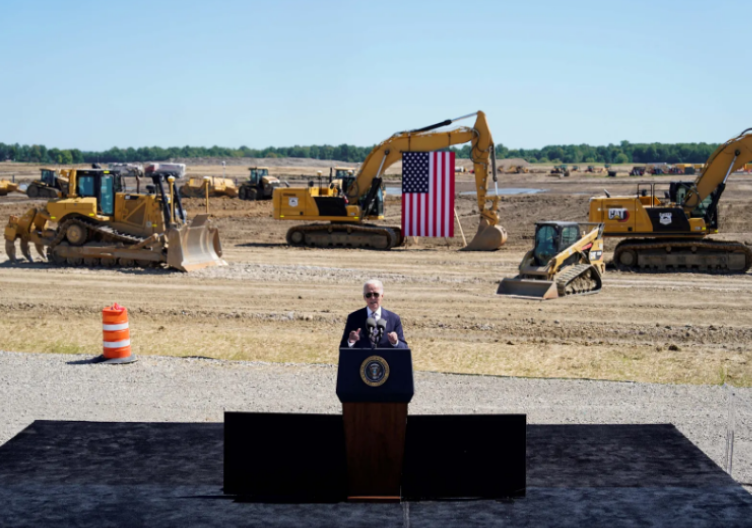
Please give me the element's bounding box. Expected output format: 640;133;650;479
683;128;752;210
348;111;506;250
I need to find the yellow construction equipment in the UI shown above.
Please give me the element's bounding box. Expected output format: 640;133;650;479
549;165;570;178
589;127;752;272
273;111;507;251
0;180;21;197
502;165;529;174
5;168;225;272
239;167;283;200
180;176;238;198
498;222;605;299
26;168;70;198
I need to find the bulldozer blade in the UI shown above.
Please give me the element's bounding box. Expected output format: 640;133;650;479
497;278;559;300
5;239;17;262
461;219;508;251
166;214;227;272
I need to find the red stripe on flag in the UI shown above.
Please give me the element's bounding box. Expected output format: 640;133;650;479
447;152;455;237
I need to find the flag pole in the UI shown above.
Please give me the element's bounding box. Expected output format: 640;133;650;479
454;208;466;246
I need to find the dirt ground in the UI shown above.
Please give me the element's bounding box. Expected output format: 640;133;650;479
1;162;751;387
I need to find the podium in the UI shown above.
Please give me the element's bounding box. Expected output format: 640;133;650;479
224;346;525;502
335;348;414;501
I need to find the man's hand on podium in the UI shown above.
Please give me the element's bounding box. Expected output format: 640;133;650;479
349;328;361;345
388;332;398;346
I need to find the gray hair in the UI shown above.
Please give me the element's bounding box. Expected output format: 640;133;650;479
363;279;384;294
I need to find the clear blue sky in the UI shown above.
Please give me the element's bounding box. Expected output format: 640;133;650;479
1;0;749;151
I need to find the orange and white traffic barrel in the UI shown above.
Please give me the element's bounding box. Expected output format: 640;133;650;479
97;303;137;364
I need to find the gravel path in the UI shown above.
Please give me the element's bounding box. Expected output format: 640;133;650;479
0;351;749;492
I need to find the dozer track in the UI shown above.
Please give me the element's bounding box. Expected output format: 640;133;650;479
555;263;602;297
47;217;164;268
285;223;405;250
613;239;752;273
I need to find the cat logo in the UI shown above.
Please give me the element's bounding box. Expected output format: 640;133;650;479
288;197;299;207
608;208;630;222
659;212;672;225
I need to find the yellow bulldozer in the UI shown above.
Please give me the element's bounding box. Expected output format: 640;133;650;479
273;111;507;251
498;222;605;299
4;168;225;272
180;176;239;198
0;180;21;197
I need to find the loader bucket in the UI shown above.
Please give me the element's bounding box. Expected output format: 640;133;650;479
166;214;227;272
461;219;508;251
497;278;559;300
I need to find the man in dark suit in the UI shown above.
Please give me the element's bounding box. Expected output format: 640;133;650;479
340;279;408;349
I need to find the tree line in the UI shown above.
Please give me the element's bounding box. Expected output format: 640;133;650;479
0;140;721;165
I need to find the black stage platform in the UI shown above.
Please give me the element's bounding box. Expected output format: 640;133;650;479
1;421;750;527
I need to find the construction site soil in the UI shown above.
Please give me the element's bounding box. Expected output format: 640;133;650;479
1;161;751;388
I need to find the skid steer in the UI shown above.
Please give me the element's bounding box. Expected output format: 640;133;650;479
5;168;225;272
497;222;605;300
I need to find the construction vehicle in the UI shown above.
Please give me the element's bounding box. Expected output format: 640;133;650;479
4;168;225;272
502;165;529;174
26;168;70;198
550;165;570;177
629;166;646;176
181;176;239;198
0;180;20;197
497;222;605;299
238;167;283;200
589;128;752;273
272;111;507;251
585;166;605;174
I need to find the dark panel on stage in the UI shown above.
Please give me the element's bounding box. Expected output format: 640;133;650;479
1;421;751;526
402;414;527;499
336;348;414;403
224;412;347;501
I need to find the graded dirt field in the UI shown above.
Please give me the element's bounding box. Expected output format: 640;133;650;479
1;161;752;387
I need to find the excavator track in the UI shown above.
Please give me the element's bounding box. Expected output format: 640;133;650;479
285;223;405;250
613;239;752;273
555;263;602;297
47;217;164;268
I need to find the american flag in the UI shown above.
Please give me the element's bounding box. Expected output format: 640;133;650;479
401;151;455;237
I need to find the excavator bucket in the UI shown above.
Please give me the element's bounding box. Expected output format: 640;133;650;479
497;278;559;300
461;219;508;251
166;214;227;272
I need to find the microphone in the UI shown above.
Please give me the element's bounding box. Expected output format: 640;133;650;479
366;318;377;348
376;319;387;341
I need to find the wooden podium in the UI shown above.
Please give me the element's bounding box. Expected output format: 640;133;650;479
336;348;414;502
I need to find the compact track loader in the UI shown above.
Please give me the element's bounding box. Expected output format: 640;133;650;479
498;222;605;300
5;168;225;272
26;168;70;199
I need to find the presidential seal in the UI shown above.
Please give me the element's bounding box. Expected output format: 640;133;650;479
360;355;390;387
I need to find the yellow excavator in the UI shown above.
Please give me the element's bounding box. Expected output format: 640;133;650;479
4;168;225;272
589;128;752;272
498;222;605;299
272;111;507;250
